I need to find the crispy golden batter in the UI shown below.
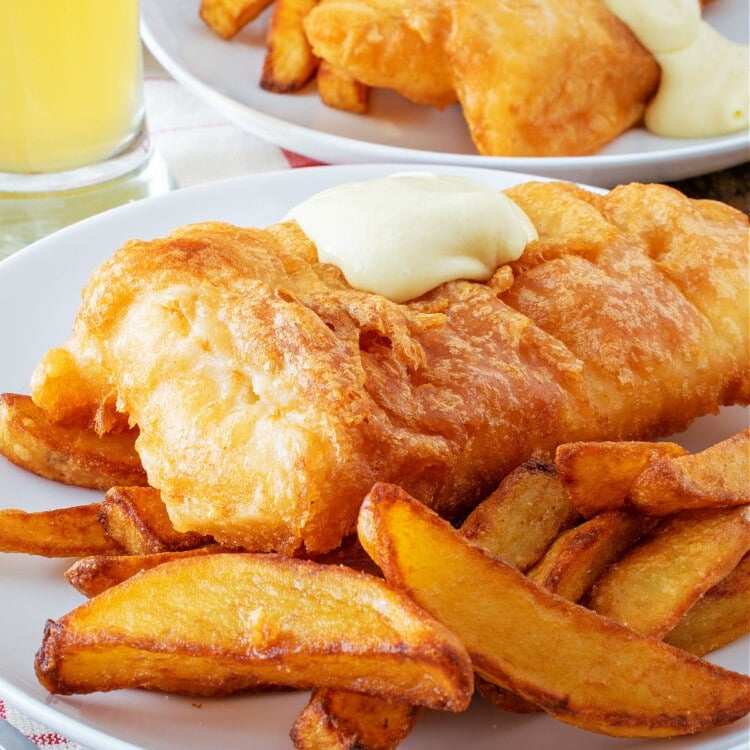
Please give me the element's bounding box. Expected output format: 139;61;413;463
446;0;660;156
29;182;749;554
303;0;456;109
303;0;660;156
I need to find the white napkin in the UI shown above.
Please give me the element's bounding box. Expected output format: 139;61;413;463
143;49;296;189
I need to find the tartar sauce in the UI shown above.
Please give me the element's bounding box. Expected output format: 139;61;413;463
285;172;537;303
603;0;749;138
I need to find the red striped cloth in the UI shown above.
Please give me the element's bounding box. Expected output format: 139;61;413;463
281;149;326;169
0;698;86;750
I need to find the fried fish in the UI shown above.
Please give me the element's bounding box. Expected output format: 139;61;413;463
304;0;456;109
303;0;660;156
29;182;749;554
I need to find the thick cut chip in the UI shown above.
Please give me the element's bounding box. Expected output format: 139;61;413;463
260;0;319;93
357;483;750;738
0;503;121;557
66;536;377;599
99;486;214;554
629;429;750;515
555;440;687;518
665;553;750;657
316;60;370;113
0;393;146;491
528;510;652;602
199;0;273;38
290;687;422;750
65;546;234;598
587;506;750;637
460;461;579;570
36;552;473;708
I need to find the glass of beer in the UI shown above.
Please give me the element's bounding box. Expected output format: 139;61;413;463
0;0;172;258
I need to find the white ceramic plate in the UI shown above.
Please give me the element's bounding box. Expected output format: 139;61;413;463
141;0;750;188
0;165;748;750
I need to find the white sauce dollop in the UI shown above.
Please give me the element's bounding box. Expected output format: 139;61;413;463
604;0;749;138
285;172;537;303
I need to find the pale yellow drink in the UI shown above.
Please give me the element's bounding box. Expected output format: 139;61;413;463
0;0;143;174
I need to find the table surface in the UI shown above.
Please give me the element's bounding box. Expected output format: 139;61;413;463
668;162;749;215
0;45;748;750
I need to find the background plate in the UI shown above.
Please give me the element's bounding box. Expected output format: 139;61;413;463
0;164;748;750
141;0;749;187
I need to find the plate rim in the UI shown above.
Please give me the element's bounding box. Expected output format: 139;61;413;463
139;0;750;187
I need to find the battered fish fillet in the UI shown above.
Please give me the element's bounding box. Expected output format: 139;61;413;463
303;0;456;109
30;183;749;554
303;0;660;156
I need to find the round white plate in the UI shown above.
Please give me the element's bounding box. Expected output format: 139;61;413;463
141;0;750;188
0;164;748;750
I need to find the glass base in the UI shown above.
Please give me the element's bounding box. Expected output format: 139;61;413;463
0;132;174;260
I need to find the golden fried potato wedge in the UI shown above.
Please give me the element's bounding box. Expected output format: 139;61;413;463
587;506;750;637
99;486;214;554
458;462;578;715
629;429;750;515
260;0;319;93
665;553;750;656
555;440;687;518
0;503;121;557
291;688;422;750
528;510;653;602
459;462;577;715
66;534;377;598
0;393;147;491
357;483;750;738
65;546;235;597
199;0;273;39
460;461;579;570
36;552;473;708
316;60;370;113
